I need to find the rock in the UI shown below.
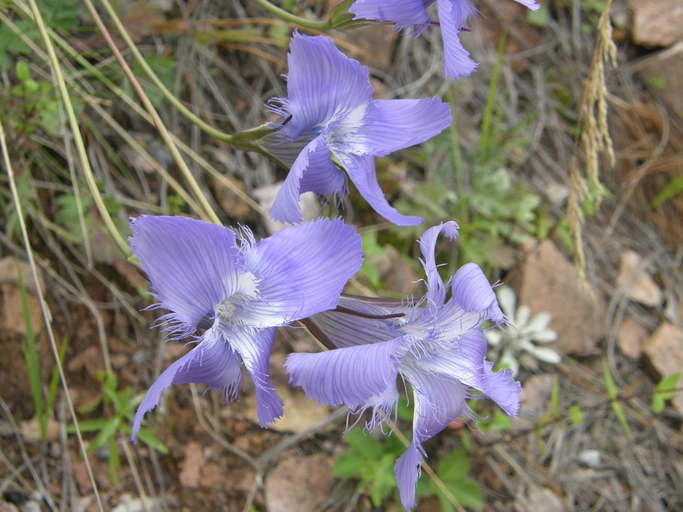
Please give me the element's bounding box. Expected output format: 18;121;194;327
643;323;683;413
20;417;59;443
244;385;331;433
0;257;45;294
265;454;332;512
179;442;206;489
513;240;604;356
617;316;647;360
514;486;564;512
616;250;663;306
628;0;683;47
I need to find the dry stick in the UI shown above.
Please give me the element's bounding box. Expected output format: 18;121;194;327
45;25;266;216
0;9;232;220
119;433;154;512
23;0;131;260
0;120;105;512
81;0;221;225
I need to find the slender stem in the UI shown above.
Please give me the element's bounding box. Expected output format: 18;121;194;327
252;0;331;30
0;118;105;512
24;0;131;258
96;0;237;144
84;0;221;225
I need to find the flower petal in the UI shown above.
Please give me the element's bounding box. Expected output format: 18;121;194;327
132;328;242;440
350;0;431;30
357;99;451;157
129;216;246;335
227;326;283;426
417;222;459;309
451;262;504;323
281;32;372;134
243;218;363;325
285;336;407;408
437;0;478;79
394;369;469;509
340;153;422;226
269;134;328;225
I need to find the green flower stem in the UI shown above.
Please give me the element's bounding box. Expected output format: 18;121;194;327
96;0;239;145
252;0;332;30
24;0;132;259
83;0;222;225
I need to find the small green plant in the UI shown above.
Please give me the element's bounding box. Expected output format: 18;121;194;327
601;358;633;441
6;61;62;136
0;0;80;67
69;372;168;485
333;427;405;507
652;373;681;414
416;449;483;512
387;34;543;274
18;260;66;441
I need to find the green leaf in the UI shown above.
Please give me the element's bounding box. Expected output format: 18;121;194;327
133;428;170;454
86;417;121;454
568;404;584;425
602;358;633;440
437;449;470;481
343;428;382;459
652;373;681;413
15;61;30;82
650;175;683;208
527;4;550;27
68;418;114;433
332;451;367;478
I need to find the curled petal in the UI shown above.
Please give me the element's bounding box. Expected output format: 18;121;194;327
132;328;242;440
451;262;504;323
340;153;422;226
129;216;246;335
269;134;329;225
394;441;424;510
227;327;283;426
285;336;408;409
437;0;478;79
394;370;469;509
244;218;363;325
358;99;451;157
418;222;459;309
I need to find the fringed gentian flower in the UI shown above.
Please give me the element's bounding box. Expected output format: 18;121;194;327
285;221;520;510
349;0;540;79
264;32;451;227
129;215;363;440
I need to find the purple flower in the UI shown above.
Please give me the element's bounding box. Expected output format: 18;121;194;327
350;0;540;79
285;221;520;509
264;32;451;227
129;215;363;439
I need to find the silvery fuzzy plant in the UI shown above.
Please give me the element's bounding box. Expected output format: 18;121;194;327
485;286;561;377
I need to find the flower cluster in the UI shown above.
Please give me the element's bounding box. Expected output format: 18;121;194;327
130;20;538;510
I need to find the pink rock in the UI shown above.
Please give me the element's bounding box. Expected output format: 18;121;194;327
643;323;683;413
